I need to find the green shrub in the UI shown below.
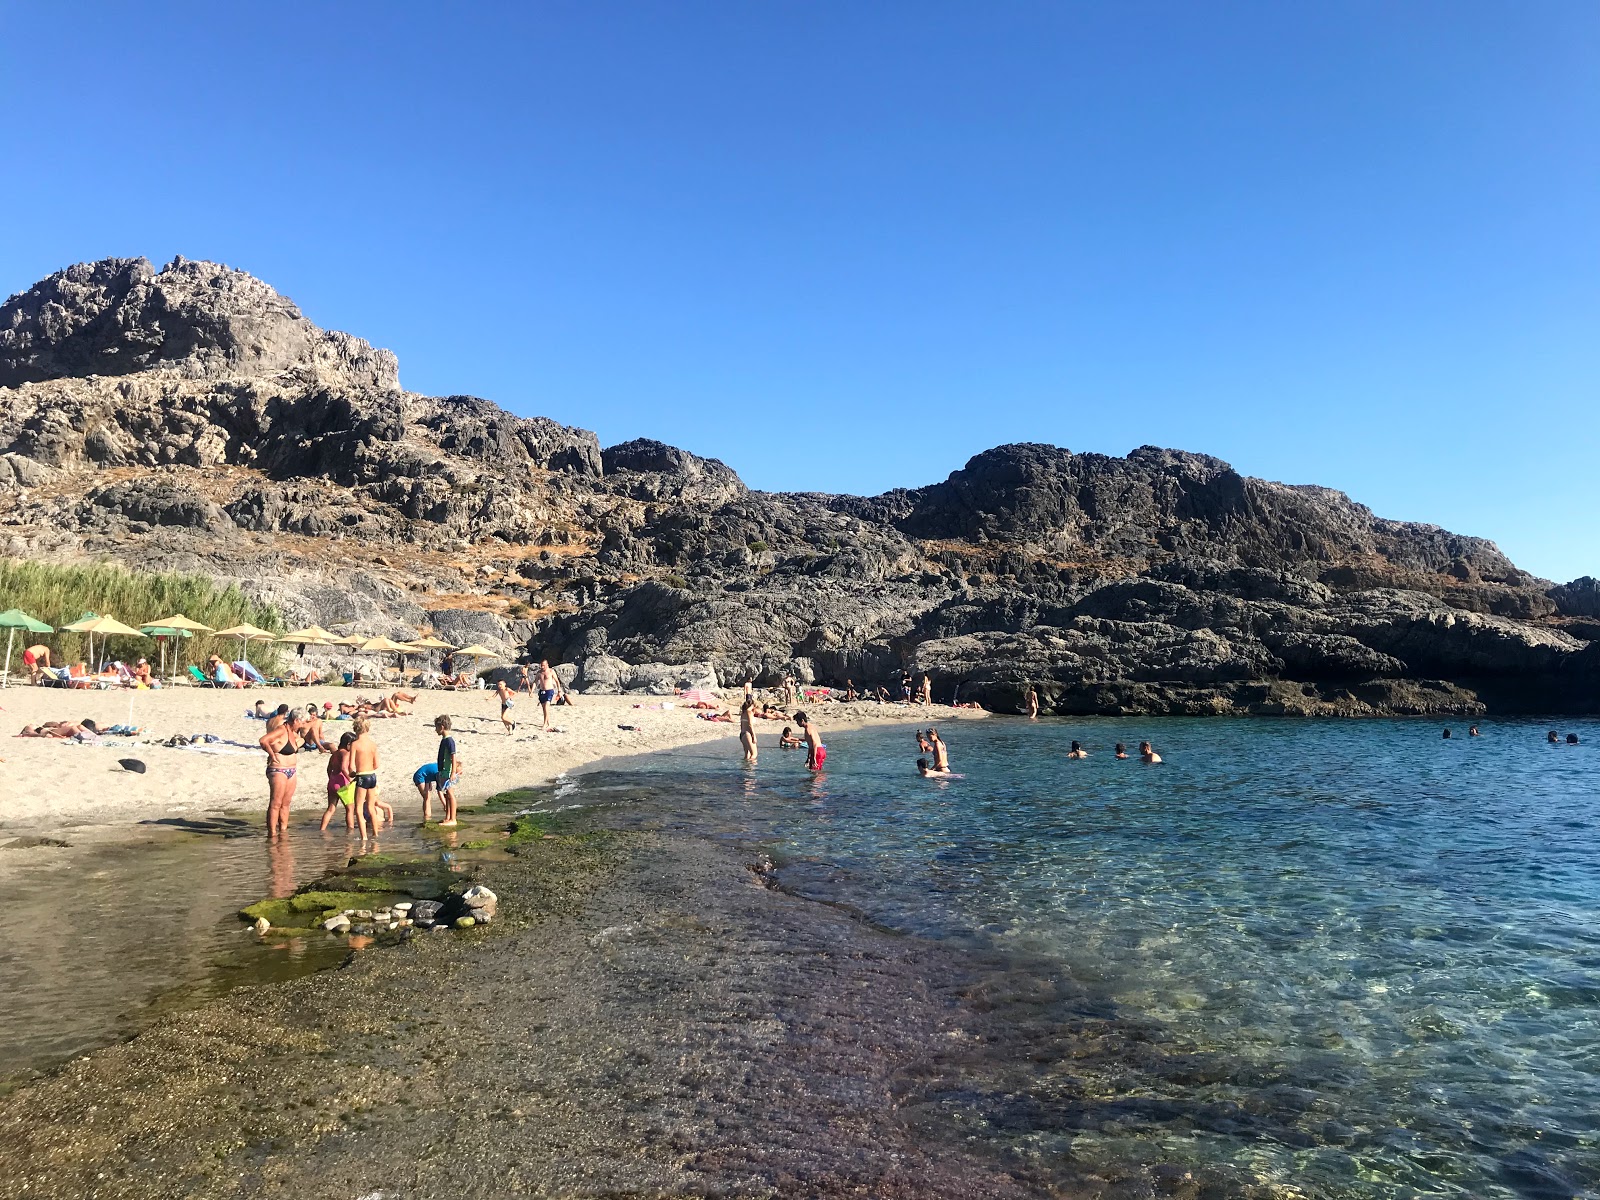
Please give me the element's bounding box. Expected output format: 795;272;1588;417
0;558;285;675
662;574;689;590
747;540;769;553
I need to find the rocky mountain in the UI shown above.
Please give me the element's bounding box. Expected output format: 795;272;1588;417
1;255;1595;715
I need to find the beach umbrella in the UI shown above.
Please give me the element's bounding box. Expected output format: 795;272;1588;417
214;622;278;662
143;615;213;679
356;635;417;675
279;625;337;645
139;625;194;681
64;615;146;671
678;688;720;706
404;634;456;673
0;608;52;688
449;643;502;683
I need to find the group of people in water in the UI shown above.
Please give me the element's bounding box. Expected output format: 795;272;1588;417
257;698;462;841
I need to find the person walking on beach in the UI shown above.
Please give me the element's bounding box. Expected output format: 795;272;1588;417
927;727;949;772
1026;685;1039;719
1139;741;1162;764
260;711;306;837
794;710;826;770
496;679;517;734
518;664;531;694
920;673;932;705
349;718;382;837
740;696;758;764
899;668;913;703
536;659;558;729
434;714;461;827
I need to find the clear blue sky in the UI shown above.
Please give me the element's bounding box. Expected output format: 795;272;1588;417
2;3;1596;581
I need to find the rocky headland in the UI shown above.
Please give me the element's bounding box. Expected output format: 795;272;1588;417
2;255;1596;716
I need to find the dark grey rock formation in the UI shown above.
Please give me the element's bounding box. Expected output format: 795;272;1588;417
0;255;1592;713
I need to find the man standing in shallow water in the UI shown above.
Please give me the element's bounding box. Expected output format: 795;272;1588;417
794;710;825;771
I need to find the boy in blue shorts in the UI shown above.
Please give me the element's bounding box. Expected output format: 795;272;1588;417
413;759;440;822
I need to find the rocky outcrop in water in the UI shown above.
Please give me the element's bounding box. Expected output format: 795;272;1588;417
0;255;1594;714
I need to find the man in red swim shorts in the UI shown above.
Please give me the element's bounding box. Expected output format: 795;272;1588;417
795;710;826;771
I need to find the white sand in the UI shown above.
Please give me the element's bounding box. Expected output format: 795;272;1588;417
0;684;983;837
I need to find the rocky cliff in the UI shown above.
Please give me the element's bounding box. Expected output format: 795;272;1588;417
1;256;1594;714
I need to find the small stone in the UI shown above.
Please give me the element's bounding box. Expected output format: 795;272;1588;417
415;919;434;930
431;924;449;933
411;900;443;922
252;917;270;934
352;924;376;937
393;902;412;912
462;884;498;909
454;916;476;929
473;911;493;925
387;922;399;931
396;918;412;928
373;911;392;922
322;914;351;932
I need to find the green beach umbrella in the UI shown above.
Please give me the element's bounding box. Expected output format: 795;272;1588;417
0;608;53;688
141;624;195;681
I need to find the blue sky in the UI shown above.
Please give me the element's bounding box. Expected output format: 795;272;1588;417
2;3;1596;581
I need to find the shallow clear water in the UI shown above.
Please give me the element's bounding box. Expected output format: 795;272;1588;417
564;717;1600;1199
0;818;438;1085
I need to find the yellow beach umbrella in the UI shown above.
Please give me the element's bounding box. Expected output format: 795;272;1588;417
279;625;336;645
407;635;455;651
147;613;215;634
64;614;146;670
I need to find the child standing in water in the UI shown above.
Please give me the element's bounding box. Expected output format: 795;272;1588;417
321;732;357;832
435;714;462;827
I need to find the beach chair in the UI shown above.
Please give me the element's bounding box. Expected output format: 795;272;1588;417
186;665;217;688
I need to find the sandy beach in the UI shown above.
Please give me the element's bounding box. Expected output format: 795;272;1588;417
0;683;980;839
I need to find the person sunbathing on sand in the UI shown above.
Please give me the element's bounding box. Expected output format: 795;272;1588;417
698;709;734;723
17;719;99;738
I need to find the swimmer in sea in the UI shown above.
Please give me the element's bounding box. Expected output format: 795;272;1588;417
1469;725;1480;737
916;729;932;754
779;725;801;749
1548;730;1560;744
1568;733;1581;745
917;757;949;777
1114;742;1129;760
927;727;949;772
1067;739;1088;759
1139;740;1162;764
1442;729;1452;739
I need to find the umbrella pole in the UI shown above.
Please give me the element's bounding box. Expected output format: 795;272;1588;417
3;625;14;689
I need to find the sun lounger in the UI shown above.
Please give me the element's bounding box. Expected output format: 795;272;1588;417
186;665;218;688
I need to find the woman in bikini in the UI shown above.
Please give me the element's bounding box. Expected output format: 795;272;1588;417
260;712;305;837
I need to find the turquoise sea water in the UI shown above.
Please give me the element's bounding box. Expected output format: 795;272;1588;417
567;717;1600;1199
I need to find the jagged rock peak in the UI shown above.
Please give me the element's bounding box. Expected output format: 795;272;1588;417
0;255;399;391
602;438;746;503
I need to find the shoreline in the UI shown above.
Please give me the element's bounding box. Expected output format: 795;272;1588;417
0;742;1095;1200
0;686;974;851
